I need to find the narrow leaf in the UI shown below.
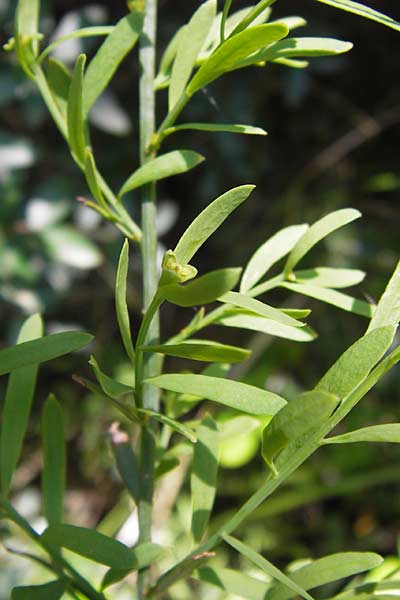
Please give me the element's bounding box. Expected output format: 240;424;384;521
216;311;317;342
191;415;219;542
268;552;383;600
223;535;315;600
241;224;308;293
0;314;43;494
38;26;114;64
187;23;289;95
0;331;93;376
230;0;277;36
101;543;163;589
14;0;40;77
109;424;140;503
11;580;65;600
41;524;135;569
272;16;307;31
281;282;373;318
41;395;65;525
166;122;267;137
367;259;400;332
137;408;196;443
219;291;304;327
324;424;400;446
119;150;204;198
175;185;254;264
284;209;361;275
84;149;105;206
67;54;87;163
46;57;71;120
294;267;366;289
143;339;250;363
196;566;268;599
145;373;287;416
169;0;216;109
314;0;400;32
160;268;242;307
89;356;135;401
83;11;144;114
115;239;135;362
157;25;186;79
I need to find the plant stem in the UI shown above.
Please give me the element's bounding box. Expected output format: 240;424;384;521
137;0;160;596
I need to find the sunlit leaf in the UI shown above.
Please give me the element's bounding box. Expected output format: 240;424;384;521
101;543;163;589
294;267;366;289
89;356;135;400
41;394;65;525
160;268;242;307
84;149;105;206
367;259;400;332
219;291;304;327
115;239;135;362
281;282;373;318
165;122;267;137
314;0;400;32
143;339;250;363
230;0;276;36
324;424;400;446
216;310;317;342
196;566;268;599
46;57;71;120
38;26;114;64
14;0;40;77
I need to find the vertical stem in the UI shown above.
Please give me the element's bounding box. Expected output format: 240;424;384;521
138;0;160;596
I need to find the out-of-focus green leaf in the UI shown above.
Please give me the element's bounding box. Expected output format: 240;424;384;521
187;23;288;94
109;426;140;503
0;314;43;494
160;268;242;307
216;310;317;342
367;260;400;332
146;373;286;416
101;543;163;589
324;424;400;446
119;150;204;198
169;0;216;109
219;291;304;327
196;566;268;599
89;356;135;400
284;209;361;276
83;12;144;114
175;185;254;264
223;535;315;600
41;525;135;569
165;122;267;137
262;390;339;476
115;239;135;362
157;26;186;84
293;267;366;288
67;54;87;163
143;339;250;363
46;58;71;120
191;415;219;542
41;394;65;525
14;0;40;77
11;580;65;600
38;27;114;64
314;0;400;31
40;225;102;269
281;282;373;318
84;149;105;206
137;408;196;442
240;224;308;293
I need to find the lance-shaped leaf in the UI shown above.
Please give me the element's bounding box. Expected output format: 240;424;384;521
169;0;216;109
191;415;219;542
89;356;135;400
119;150;204;198
41;524;135;569
160;268;242;307
241;224;308;293
367;259;400;332
175;185;254;263
101;543;163;590
0;331;93;376
164;122;267;137
316;325;396;399
324;424;400;446
187;23;288;95
268;552;383;600
38;26;114;64
262;390;339;476
115;239;135;362
41;395;65;526
83;11;144;114
11;580;66;600
219;291;304;327
137;408;196;442
145;373;286;416
46;57;71;120
196;566;268;599
223;535;315;600
281;282;373;318
143;339;250;363
14;0;40;77
294;267;366;289
67;54;87;163
156;25;187;85
1;314;43;494
230;0;276;36
84;149;105;206
284;209;361;276
272;16;307;31
109;423;140;503
314;0;400;32
216;310;317;342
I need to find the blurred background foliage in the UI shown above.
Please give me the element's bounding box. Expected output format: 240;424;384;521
1;0;400;597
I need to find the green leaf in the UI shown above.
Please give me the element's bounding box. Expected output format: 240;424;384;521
41;394;65;525
115;239;135;362
0;314;43;494
230;0;277;36
145;373;287;416
143;339;250;363
216;310;317;342
160;268;242;307
240;224;308;293
294;267;366;289
284;209;361;276
83;11;144;114
89;356;135;401
281;282;373;318
0;331;93;376
41;524;135;569
314;0;400;32
316;326;396;399
84;149;105;206
268;552;383;600
101;543;163;589
169;0;216;109
219;291;304;327
165;122;267;137
38;26;114;64
191;415;219;542
174;185;254;263
367;260;400;332
324;424;400;446
262;390;339;476
137;408;196;443
196;566;268;599
14;0;40;77
223;534;315;600
11;580;66;600
67;54;87;163
46;57;71;120
109;427;140;503
40;225;102;269
187;23;288;95
273;57;309;69
119;150;204;198
220;0;233;42
272;16;307;31
157;25;187;81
